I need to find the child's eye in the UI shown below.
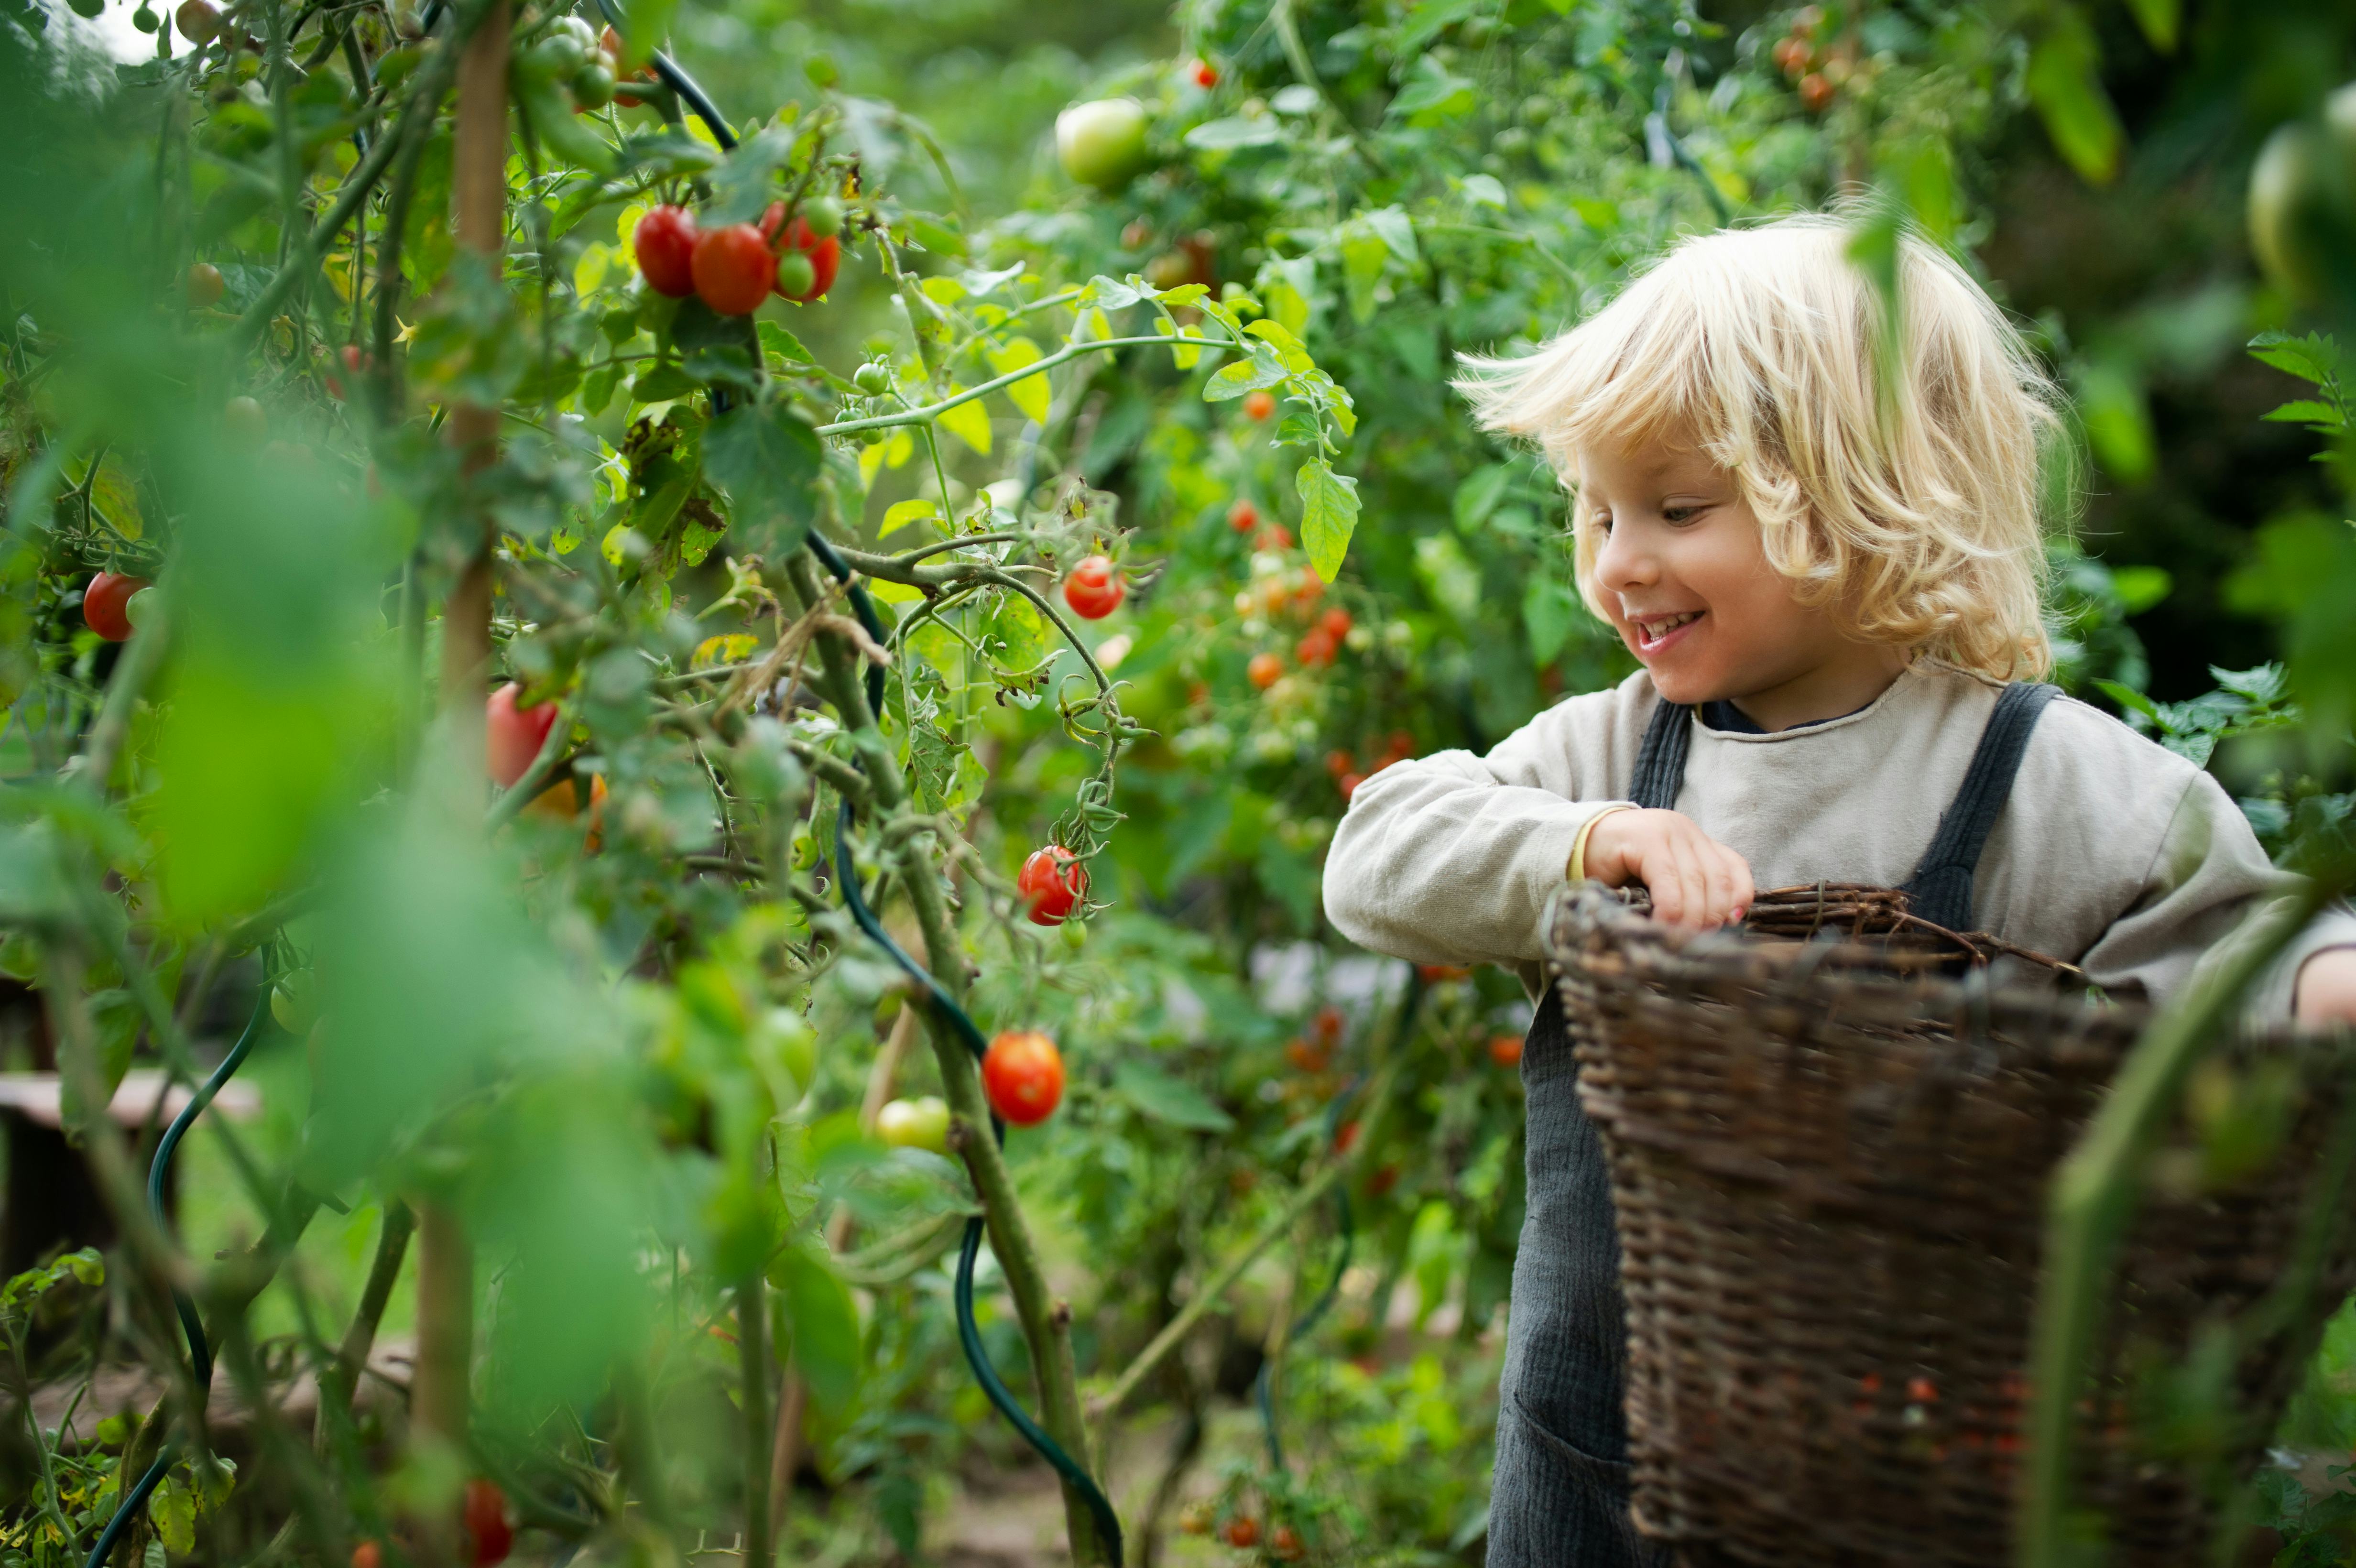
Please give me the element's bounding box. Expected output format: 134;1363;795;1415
1592;512;1614;533
1662;505;1702;524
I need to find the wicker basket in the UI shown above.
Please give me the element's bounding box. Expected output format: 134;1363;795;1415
1543;882;2356;1568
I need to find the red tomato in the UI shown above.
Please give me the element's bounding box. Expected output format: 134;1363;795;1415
1320;607;1353;640
1488;1033;1524;1068
1337;772;1363;802
1335;1120;1359;1154
982;1030;1064;1125
1295;627;1337;667
1284;1037;1328;1073
1323;749;1353;778
1189;57;1218;89
1908;1376;1939;1403
1247;651;1284;690
1222;1517;1260;1549
1416;963;1471;983
351;1544;382;1568
82;572;147;642
1772;36;1811;78
1260;523;1294;551
774;214;840;302
1312;1004;1344;1045
462;1479;512;1568
1369;1163;1400;1196
1062;555;1126;619
1272;1524;1306;1561
690;222;774;315
186;262;224;308
633;205;698;298
1227;498;1259;533
1017;845;1088;925
1798;72;1834;113
486;682;559;788
1243;389;1276;421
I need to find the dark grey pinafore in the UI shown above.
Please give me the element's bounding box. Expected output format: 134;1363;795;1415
1485;682;2057;1565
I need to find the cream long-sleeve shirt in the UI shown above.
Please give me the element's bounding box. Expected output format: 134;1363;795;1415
1323;661;2356;1016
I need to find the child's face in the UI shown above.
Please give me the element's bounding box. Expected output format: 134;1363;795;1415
1577;433;1900;726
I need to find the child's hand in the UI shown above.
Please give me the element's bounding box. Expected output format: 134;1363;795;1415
2295;948;2356;1029
1582;807;1755;931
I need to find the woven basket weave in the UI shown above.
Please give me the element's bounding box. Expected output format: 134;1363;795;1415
1543;882;2356;1568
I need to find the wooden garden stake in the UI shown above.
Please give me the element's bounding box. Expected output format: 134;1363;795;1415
413;0;510;1484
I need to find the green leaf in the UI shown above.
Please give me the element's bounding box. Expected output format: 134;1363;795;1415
2248;331;2339;385
2262;400;2344;429
984;338;1051;424
2109;565;2173;614
150;1476;195;1557
702;403;823;551
2074;360;2155;483
936;392;993;455
2121;0;2177;51
1113;1060;1234;1132
879;499;938;539
630;362;699;404
1297;458;1362;583
1522;576;1581;665
1391;54;1476;120
1205;352;1287;400
2094;679;2160;721
774;1245;862;1416
1184;115;1283;151
1452;465;1513;533
2026;19;2122;184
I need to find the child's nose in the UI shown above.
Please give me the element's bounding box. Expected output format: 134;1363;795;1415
1594;523;1653;593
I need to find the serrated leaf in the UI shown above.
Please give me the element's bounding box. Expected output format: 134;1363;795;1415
693;633;757;669
631;362;699;404
702;403;822;550
1081;274;1147;312
150;1477;195;1557
984;338;1051;424
936;393;992;455
1205;353;1288;401
1297;458;1361;582
2262;400;2342;427
2248;331;2338;384
1113;1060;1233;1132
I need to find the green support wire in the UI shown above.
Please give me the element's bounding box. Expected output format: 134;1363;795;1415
809;534;1126;1565
84;992;271;1568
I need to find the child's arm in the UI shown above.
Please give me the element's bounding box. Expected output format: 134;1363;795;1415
1322;690;1747;964
2077;766;2356;1019
2296;949;2356;1027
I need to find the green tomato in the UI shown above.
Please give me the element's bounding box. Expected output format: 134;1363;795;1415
852;361;892;395
271;969;318;1034
1060;917;1087;951
551;15;598;49
877;1095;951;1154
799;195;844;240
752;1006;818;1102
132;5;159;31
523;32;587;82
2248;85;2356;305
773;249;817;299
1056;98;1150;192
571;59;616;109
123;587;159;630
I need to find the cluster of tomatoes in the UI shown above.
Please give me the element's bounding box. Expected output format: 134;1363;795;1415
349;1478;511;1568
873;1027;1067;1139
632;194;843;317
1281;1004;1347;1074
1770;7;1844;114
1238;571;1350;692
1178;1505;1307;1559
79;571;151;642
1319;730;1413;805
485;682;607;830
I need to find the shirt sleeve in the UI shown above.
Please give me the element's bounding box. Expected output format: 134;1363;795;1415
2079;766;2356;1018
1321;697;1633;967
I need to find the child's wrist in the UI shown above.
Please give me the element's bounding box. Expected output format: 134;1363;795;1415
1569;804;1637;884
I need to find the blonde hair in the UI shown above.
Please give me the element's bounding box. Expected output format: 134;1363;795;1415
1456;213;2073;678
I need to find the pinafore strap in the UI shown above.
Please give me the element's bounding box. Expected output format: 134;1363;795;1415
1623;681;2059;933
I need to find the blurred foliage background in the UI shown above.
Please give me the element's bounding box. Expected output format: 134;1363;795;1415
0;0;2353;1565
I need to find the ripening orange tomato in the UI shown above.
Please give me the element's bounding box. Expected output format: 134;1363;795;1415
982;1030;1065;1125
1243;389;1276;421
1247;652;1284;690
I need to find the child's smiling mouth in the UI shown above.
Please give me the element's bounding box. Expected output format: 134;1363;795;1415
1630;609;1704;653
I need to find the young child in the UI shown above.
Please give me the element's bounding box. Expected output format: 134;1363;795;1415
1321;215;2356;1568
